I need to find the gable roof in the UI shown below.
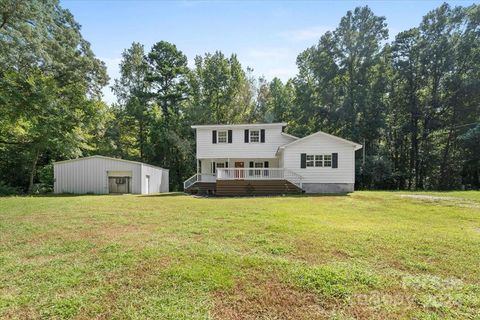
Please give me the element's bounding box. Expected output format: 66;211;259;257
191;122;287;129
281;132;299;140
54;155;168;171
278;130;362;151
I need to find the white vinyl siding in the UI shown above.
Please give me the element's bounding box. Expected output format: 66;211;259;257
282;135;356;184
195;125;296;159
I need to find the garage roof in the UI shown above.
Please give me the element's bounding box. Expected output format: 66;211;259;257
53;155;168;171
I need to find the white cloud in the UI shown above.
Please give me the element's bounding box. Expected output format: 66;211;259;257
280;26;332;41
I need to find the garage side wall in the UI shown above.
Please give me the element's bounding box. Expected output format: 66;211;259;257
54;158;142;194
140;165;169;194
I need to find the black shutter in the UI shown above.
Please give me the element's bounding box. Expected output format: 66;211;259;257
332;153;338;168
264;161;269;168
260;129;265;143
300;153;306;169
212;162;216;174
244;129;249;143
212;130;217;144
228;130;232;143
225;162;228;168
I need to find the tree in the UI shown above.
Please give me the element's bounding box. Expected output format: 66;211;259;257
187;51;255;124
112;42;150;160
0;0;108;193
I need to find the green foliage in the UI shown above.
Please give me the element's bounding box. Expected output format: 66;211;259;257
0;181;19;195
1;2;478;192
0;0;109;193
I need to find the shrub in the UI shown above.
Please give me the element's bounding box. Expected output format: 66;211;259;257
0;181;20;196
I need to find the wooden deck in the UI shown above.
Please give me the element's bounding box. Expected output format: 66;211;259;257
185;180;303;196
215;179;302;196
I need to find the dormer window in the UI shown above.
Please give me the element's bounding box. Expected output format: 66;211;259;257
218;130;227;143
250;130;260;143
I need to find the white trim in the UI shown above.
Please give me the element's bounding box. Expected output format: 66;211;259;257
281;132;299;140
54;155;169;171
279;131;362;151
191;122;286;129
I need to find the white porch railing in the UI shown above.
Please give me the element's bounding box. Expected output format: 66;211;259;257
184;169;304;190
183;173;216;190
217;168;303;188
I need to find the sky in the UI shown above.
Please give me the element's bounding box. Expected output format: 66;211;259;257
61;0;476;104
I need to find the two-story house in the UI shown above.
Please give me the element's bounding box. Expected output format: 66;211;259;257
184;123;362;195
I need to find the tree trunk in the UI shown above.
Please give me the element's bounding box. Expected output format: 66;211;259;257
27;150;40;194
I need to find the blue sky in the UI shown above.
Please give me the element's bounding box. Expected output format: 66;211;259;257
61;0;476;104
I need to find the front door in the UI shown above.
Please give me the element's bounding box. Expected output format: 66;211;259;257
234;161;244;179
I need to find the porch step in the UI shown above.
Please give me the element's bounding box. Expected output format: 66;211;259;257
216;179;302;196
184;182;216;195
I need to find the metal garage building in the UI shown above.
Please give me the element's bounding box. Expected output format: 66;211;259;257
54;156;169;194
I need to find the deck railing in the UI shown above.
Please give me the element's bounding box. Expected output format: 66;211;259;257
183;173;216;190
217;168;303;188
184;169;304;190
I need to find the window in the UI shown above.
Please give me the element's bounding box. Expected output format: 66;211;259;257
323;154;332;167
315;155;323;167
216;162;225;168
115;177;126;184
250;130;260;143
254;162;263;168
306;154;332;167
254;162;263;176
306;155;314;167
218;130;227;143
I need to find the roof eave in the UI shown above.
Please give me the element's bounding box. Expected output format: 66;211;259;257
191;122;287;129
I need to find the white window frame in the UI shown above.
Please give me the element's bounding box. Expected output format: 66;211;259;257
315;155;323;167
217;130;227;144
306;154;332;167
306;155;314;167
250;130;260;143
323;154;332;167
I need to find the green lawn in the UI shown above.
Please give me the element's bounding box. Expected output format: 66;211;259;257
0;191;479;319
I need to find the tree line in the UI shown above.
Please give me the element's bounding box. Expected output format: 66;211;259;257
0;1;478;193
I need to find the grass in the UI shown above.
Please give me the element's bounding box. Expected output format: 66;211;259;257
0;191;479;319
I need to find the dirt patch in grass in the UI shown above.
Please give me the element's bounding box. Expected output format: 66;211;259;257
213;275;326;320
399;194;480;209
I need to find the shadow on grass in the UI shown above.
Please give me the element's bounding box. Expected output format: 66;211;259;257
189;193;351;199
139;192;186;197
